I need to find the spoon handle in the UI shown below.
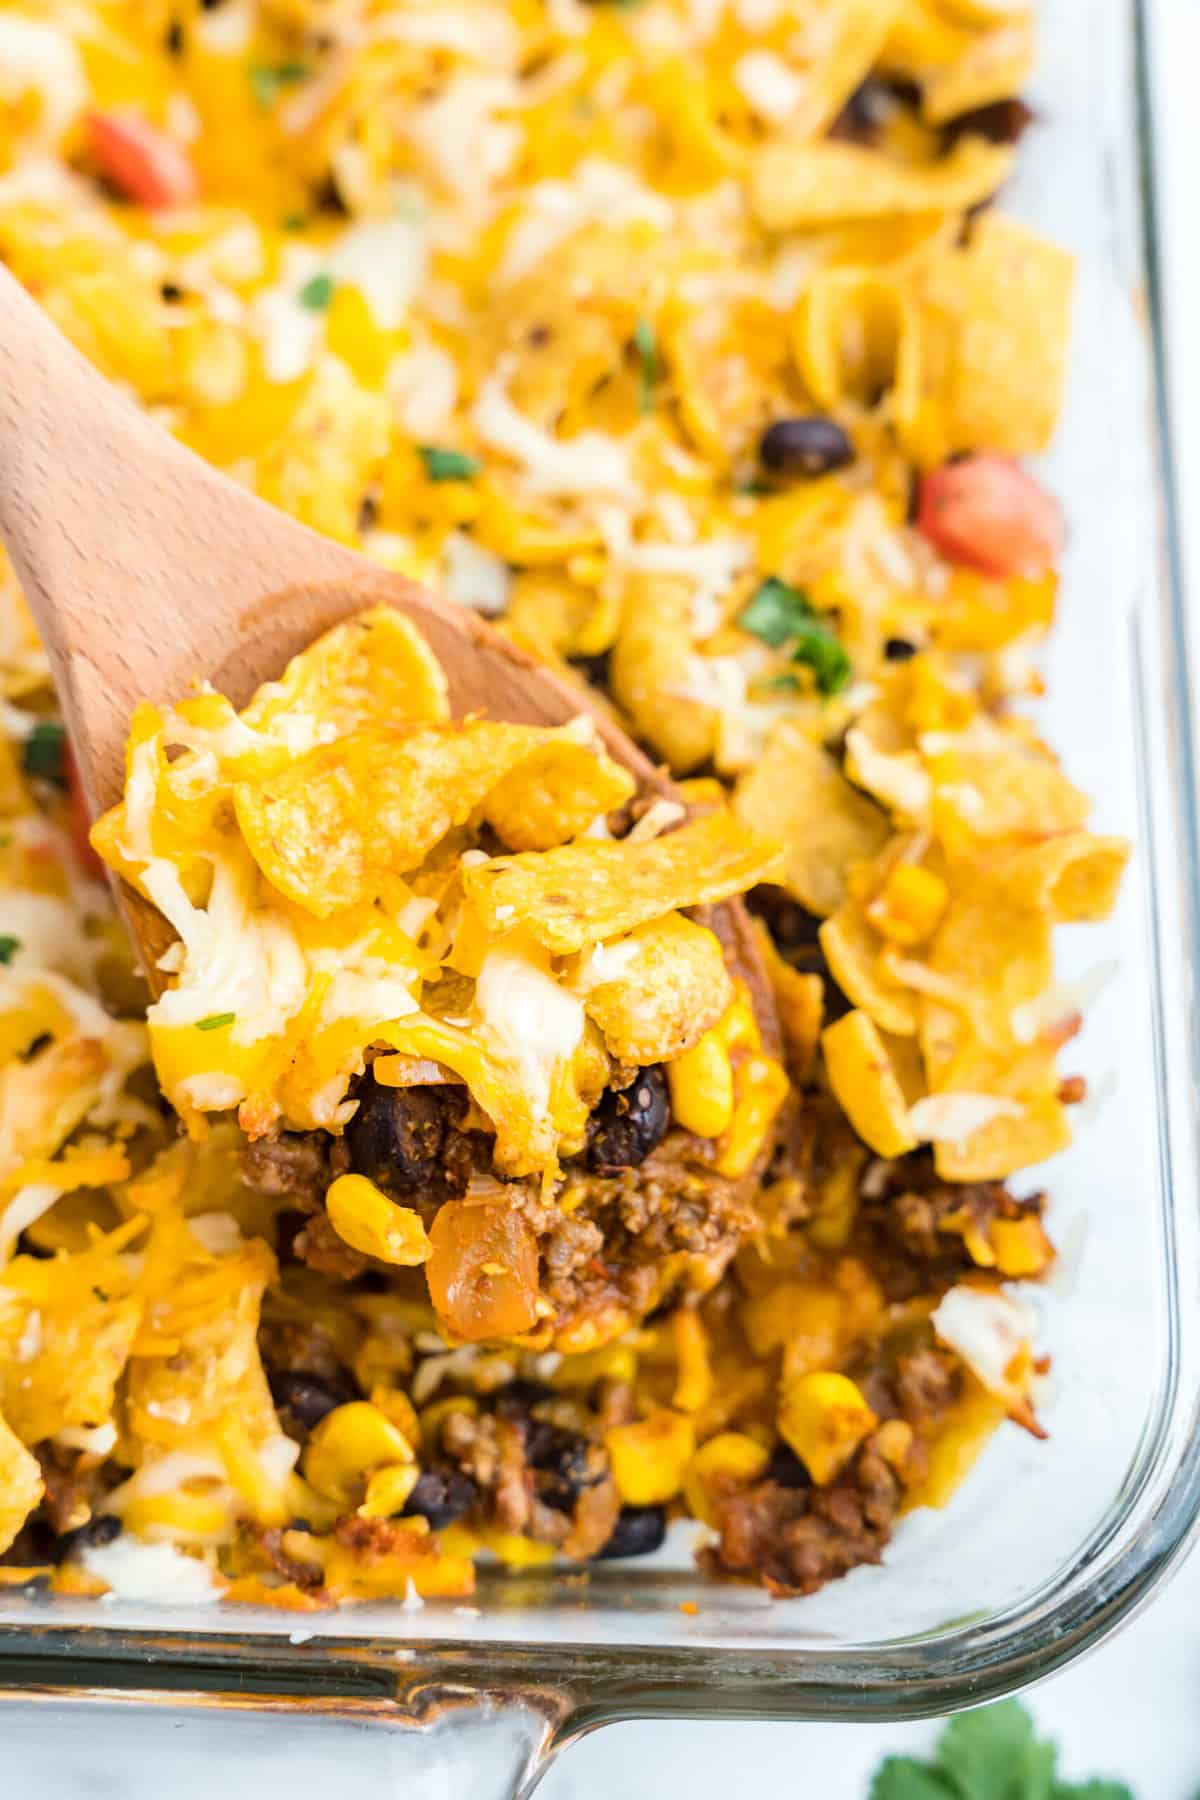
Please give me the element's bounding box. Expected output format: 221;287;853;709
0;265;357;806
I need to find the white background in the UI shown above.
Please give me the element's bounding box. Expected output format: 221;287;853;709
9;1;1200;1793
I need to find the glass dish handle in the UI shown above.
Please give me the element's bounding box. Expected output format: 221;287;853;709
0;1683;576;1799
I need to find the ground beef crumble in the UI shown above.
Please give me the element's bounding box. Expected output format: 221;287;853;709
708;1440;901;1595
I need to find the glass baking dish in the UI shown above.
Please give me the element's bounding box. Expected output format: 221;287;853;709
1;0;1197;1792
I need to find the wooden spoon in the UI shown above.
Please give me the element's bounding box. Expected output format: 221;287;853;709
0;267;774;1031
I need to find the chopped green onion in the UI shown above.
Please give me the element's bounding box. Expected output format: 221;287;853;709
248;61;310;109
281;211;308;232
195;1012;236;1032
22;719;67;785
634;316;657;413
792;623;852;697
0;936;20;965
737;576;816;648
418;446;481;483
92;1286;109;1304
298;272;335;310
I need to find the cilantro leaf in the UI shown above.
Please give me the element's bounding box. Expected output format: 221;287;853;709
22;719;67;785
249;61;310;109
870;1758;957;1800
737;576;851;694
195;1012;236;1032
738;576;816;647
1054;1786;1136;1800
935;1702;1058;1800
298;272;335;310
418;446;481;483
0;935;19;965
792;621;851;696
634;316;657;413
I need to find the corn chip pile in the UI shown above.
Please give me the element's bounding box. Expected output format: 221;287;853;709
0;0;1128;1607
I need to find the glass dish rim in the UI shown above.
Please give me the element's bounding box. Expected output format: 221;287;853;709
1;0;1198;1738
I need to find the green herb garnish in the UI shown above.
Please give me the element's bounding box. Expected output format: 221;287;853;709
0;936;19;965
633;316;657;413
869;1701;1134;1800
418;446;481;483
248;60;310;109
92;1286;109;1304
22;719;67;785
281;211;308;232
298;272;335;311
738;576;817;648
195;1012;236;1032
793;622;852;697
738;576;851;696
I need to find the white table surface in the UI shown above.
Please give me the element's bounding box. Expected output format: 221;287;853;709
10;2;1200;1793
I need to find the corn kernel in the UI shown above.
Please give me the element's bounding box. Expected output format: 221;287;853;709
714;1053;790;1177
369;1385;421;1445
358;1463;421;1520
668;1031;735;1138
325;283;392;389
866;863;949;948
479;1528;557;1569
778;1371;877;1486
672;1309;712;1413
990;1216;1054;1278
550;1343;638;1389
606;1409;696;1506
303;1401;415;1506
326;1174;431;1267
682;1431;770;1526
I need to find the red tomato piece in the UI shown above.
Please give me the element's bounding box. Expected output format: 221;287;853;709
916;454;1064;580
87;111;198;210
65;743;105;881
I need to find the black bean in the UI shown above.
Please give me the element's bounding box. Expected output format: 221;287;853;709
748;885;822;953
587;1067;670;1172
269;1369;356;1432
595;1505;667;1560
345;1078;462;1196
568;649;611;691
760;416;855;479
403;1468;478;1530
494;1379;556;1421
54;1514;121;1563
884;638;918;662
764;1443;812;1490
942;97;1034;150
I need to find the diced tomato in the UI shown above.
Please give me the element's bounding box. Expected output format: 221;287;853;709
65;743;105;881
87;110;198;210
916;454;1064;580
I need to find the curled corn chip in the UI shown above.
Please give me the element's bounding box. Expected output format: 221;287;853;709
574;912;733;1065
242;606;450;736
0;1409;43;1554
732;724;889;918
821;1009;918;1159
462;811;781;956
481;739;634;852
751;137;1014;232
234;721;603;916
